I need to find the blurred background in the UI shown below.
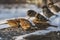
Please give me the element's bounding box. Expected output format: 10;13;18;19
0;0;60;4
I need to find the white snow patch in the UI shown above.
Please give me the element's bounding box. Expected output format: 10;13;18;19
0;24;10;29
49;12;60;26
0;37;2;39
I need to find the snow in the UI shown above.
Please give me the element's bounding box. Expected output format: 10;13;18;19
49;12;60;26
0;4;60;40
0;24;10;29
0;37;2;40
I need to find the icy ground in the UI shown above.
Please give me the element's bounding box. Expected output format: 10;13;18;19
0;4;60;40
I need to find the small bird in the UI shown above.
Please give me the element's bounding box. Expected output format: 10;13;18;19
42;6;55;18
27;10;49;22
47;0;54;5
0;18;32;31
7;19;20;28
48;3;60;14
35;13;49;22
19;18;32;31
33;18;57;30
